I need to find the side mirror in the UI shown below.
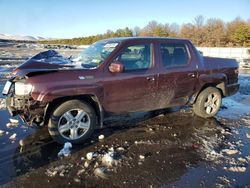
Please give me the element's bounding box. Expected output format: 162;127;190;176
109;62;124;73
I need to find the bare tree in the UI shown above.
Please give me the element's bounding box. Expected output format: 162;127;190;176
169;23;180;37
180;23;195;42
193;15;206;46
204;18;226;46
194;15;205;29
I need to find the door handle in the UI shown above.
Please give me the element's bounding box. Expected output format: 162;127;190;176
188;73;196;78
147;76;155;81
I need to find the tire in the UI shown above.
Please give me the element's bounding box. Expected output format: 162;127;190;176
193;87;222;118
48;100;97;144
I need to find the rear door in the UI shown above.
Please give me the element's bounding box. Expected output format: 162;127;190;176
102;42;159;113
157;42;198;107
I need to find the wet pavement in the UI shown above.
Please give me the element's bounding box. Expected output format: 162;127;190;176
0;64;250;187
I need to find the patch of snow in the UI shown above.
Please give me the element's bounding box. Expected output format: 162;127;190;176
134;140;154;145
74;178;81;183
75;146;125;179
9;133;17;140
222;149;239;155
139;155;145;160
77;169;85;176
238;157;247;163
0;64;18;68
0;99;6;110
86;152;94;160
246;155;250;162
117;147;125;151
9;118;19;124
218;93;250;119
242;118;250;126
45;164;71;177
246;133;250;139
80;157;85;160
227;157;239;166
157;114;165;117
148;128;153;132
0;130;4;135
94;167;108;179
98;134;105;140
101;152;118;168
198;135;223;161
224;166;246;173
58;142;72;157
6;122;18;128
218;75;250;119
217;176;231;187
108;147;114;152
46;169;57;177
84;161;90;168
138;161;143;165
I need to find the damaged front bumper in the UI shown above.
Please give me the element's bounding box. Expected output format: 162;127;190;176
3;79;47;127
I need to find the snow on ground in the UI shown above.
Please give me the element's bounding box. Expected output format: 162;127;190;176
0;64;19;68
46;145;124;181
218;75;250;119
0;98;6;110
0;33;44;41
58;142;72;157
218;93;250;119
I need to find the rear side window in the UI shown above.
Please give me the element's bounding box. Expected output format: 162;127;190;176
160;43;189;67
115;44;153;71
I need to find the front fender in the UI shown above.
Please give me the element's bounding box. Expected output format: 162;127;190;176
39;84;105;128
32;84;104;103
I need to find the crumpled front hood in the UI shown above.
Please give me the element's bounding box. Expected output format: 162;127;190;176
13;50;80;77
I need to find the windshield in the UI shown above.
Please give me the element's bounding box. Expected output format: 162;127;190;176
74;41;119;69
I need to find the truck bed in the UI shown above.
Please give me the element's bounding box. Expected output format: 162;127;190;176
203;56;239;84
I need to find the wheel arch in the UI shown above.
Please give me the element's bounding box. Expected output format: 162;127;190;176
43;95;104;128
189;73;228;104
190;82;225;104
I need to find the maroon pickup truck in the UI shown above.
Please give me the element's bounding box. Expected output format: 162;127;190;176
2;37;239;144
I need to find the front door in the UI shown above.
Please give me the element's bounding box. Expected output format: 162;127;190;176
102;43;159;113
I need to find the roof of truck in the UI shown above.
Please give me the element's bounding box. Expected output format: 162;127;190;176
100;37;191;43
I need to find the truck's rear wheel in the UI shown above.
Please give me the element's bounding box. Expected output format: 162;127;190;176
48;100;96;144
193;87;222;118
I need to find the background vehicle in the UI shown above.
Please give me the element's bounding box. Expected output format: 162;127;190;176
238;58;250;68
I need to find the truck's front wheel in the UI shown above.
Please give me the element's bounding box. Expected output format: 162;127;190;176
193;87;222;118
48;100;96;144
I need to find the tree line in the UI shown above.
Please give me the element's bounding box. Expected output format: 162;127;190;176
40;16;250;47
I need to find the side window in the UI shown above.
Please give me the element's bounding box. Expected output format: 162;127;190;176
116;44;152;71
160;43;189;67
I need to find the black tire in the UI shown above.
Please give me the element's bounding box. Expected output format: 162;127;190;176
48;100;96;144
193;87;222;118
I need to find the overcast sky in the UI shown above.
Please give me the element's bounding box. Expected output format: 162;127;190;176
0;0;249;38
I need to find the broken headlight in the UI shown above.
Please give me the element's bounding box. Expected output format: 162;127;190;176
15;82;33;96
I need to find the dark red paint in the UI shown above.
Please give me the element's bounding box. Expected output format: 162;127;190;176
5;37;239;126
